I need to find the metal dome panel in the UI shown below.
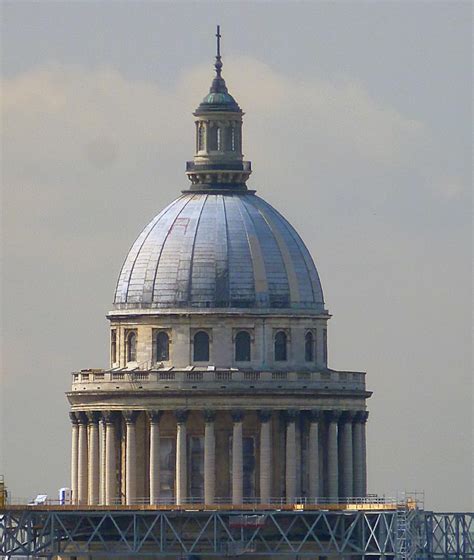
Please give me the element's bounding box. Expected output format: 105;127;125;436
114;193;325;312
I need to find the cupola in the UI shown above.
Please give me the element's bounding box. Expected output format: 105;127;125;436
185;26;251;191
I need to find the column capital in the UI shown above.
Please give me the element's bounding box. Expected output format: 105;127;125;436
258;410;272;423
340;410;355;424
76;412;88;425
355;411;369;423
325;409;342;423
123;410;139;424
309;409;322;422
86;411;101;424
147;410;163;424
69;412;78;425
175;409;189;424
285;409;300;422
231;409;244;423
203;409;217;423
122;410;139;424
103;411;119;424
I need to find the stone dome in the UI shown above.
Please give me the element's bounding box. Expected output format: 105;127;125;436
114;192;325;312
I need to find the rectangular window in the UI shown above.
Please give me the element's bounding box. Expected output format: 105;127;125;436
111;330;117;365
160;437;176;502
189;436;204;499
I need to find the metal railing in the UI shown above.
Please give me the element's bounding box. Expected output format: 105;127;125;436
5;494;416;509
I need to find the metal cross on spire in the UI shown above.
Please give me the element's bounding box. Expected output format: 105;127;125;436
214;25;223;76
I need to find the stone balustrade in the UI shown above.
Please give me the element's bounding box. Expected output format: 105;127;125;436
71;368;366;392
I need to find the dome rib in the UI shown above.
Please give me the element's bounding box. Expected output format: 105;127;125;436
115;196;184;304
245;197;300;305
113;193;325;312
148;195;195;304
251;196;324;307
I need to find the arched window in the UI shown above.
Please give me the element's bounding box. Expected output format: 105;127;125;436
305;331;314;362
235;331;251;362
155;331;169;362
193;331;209;362
274;331;287;362
126;331;137;362
216;127;222;150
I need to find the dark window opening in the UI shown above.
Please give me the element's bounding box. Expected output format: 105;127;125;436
226;126;235;151
208;125;218;150
235;331;251;362
274;331;287;362
305;331;314;362
111;330;117;364
193;331;210;362
126;331;137;362
155;331;170;362
234;125;242;152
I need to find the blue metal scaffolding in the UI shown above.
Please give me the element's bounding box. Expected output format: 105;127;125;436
0;507;472;558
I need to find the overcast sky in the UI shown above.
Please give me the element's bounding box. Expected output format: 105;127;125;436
1;1;472;512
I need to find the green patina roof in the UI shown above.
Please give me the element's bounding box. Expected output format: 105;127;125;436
202;91;236;105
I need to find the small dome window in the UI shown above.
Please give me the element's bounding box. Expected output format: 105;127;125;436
235;331;251;362
155;331;170;362
193;331;210;362
305;331;314;362
274;331;287;362
126;331;137;363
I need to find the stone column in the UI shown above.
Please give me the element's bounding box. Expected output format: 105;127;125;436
361;411;369;496
353;411;369;497
339;411;354;499
175;410;189;505
326;410;341;500
77;412;89;505
104;411;118;505
69;413;79;505
100;416;107;504
204;410;216;504
231;410;244;505
148;410;162;505
285;410;299;504
259;410;272;504
87;412;100;505
308;410;321;500
124;411;139;505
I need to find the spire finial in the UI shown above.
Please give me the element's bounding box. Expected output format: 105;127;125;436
215;25;223;77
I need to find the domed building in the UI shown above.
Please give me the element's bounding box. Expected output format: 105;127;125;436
67;31;370;508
